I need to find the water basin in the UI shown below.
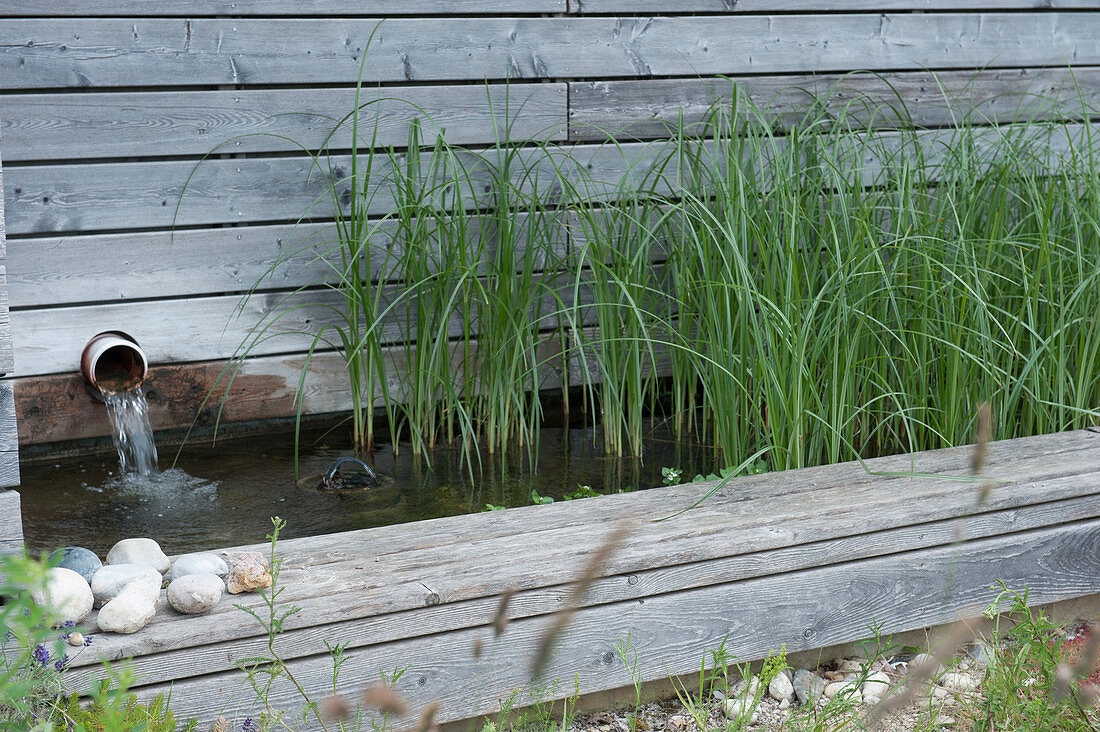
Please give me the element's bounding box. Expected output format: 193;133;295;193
18;424;718;556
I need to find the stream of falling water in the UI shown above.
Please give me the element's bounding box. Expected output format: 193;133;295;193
103;387;159;475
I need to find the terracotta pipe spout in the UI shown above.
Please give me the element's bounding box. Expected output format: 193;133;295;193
80;331;149;394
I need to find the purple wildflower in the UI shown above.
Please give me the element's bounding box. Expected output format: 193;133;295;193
241;718;256;732
83;635;93;647
54;654;69;672
61;620;75;628
32;644;49;667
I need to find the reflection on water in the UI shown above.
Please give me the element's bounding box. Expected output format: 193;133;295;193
18;425;717;556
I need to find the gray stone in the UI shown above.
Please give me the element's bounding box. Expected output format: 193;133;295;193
31;567;94;627
793;669;825;705
911;653;942;676
167;573;224;614
50;547;102;583
939;672;978;693
862;670;891;700
768;670;795;702
722;697;757;724
731;676;760;699
90;564;162;607
97;583;157;634
106;538;170;574
170;553;229;582
226;552;272;594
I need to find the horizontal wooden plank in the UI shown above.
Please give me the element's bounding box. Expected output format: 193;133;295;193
572;1;1099;12
570;66;1100;140
0;0;566;16
65;484;1100;689
126;519;1100;728
62;432;1100;675
7;210;569;308
2;15;1096;90
0;145;6;260
8;119;1096;236
11;332;573;444
0;84;567;162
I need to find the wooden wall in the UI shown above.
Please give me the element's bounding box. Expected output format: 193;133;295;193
0;141;18;486
1;2;1099;447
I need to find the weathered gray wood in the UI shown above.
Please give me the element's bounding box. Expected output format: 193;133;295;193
0;0;566;16
6;212;569;308
128;519;1100;728
0;268;14;375
570;66;1100;140
9;120;1096;236
0;84;567;162
572;0;1098;12
65;484;1100;689
3;15;1096;90
0;488;22;555
62;430;1100;675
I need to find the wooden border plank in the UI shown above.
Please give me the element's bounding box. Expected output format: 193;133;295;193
0;84;567;162
2;15;1096;90
569;66;1100;140
65;485;1100;687
61;434;1100;675
122;519;1100;728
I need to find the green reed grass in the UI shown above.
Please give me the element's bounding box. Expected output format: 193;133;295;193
190;66;1100;475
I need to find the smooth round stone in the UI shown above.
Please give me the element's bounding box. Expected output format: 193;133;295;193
106;538;171;574
50;547;102;583
97;583;156;634
67;632;86;647
167;573;224;614
30;567;94;626
862;670;891;699
793;669;825;705
170;553;229;582
722;698;757;723
226;552;272;594
768;670;795;702
90;564;162;607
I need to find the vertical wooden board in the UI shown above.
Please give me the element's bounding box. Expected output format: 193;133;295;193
0;489;22;555
0;0;567;16
0;84;568;162
3;16;1098;90
0;268;14;375
0;383;18;490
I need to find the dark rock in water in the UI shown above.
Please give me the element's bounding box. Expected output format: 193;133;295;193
51;546;102;583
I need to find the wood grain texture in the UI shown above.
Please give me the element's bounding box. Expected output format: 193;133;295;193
6;212;569;308
0;84;567;162
9;120;1096;237
60;430;1100;674
2;15;1096;90
0;489;22;554
572;1;1099;12
570;66;1100;140
0;0;566;16
119;519;1100;728
12;334;573;444
63;488;1100;689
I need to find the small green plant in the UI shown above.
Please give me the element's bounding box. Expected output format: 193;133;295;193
966;583;1099;731
0;553;194;731
484;503;507;512
562;484;600;501
660;467;682;486
529;489;554;506
613;634;643;732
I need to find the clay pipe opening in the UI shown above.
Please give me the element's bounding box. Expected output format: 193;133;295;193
80;331;149;395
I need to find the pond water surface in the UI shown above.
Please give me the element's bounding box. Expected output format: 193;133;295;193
18;425;718;556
